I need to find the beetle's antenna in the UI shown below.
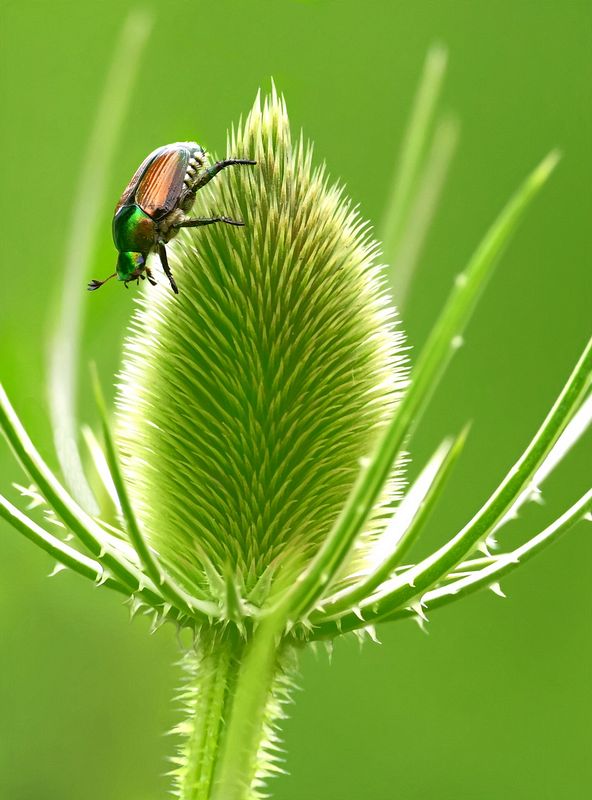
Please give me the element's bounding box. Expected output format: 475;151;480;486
87;273;117;291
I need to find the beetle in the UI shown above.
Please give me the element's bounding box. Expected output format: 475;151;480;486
88;142;256;294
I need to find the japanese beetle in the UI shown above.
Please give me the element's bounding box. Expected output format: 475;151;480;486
88;142;256;294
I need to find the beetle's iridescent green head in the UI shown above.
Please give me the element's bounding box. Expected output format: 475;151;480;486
116;251;145;283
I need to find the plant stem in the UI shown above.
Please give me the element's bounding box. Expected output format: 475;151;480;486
177;624;293;800
176;631;244;800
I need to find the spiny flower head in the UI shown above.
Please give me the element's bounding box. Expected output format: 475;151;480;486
115;89;408;606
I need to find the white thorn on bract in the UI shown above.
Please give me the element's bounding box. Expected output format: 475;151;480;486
477;542;492;557
300;617;314;632
410;601;428;621
128;596;143;619
489;582;506;598
14;483;45;509
149;611;163;635
44;510;65;529
95;568;110;587
528;486;544;505
485;533;498;550
451;335;464;350
352;605;364;621
412;615;429;634
363;625;380;644
584;512;592;523
48;563;67;578
324;640;334;663
358;456;371;469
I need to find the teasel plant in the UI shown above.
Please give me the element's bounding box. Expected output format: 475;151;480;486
1;13;591;800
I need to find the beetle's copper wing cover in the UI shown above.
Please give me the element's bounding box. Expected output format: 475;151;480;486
115;143;192;220
114;146;166;215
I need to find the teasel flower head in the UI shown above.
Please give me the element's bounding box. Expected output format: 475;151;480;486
115;88;408;613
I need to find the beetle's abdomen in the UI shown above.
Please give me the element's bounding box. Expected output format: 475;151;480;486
113;205;156;253
114;142;205;222
135;148;191;219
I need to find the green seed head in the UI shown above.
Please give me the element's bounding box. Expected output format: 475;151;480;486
115;89;407;606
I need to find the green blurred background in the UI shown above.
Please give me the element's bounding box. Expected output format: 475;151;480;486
0;1;590;797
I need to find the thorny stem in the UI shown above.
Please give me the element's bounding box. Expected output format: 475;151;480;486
177;632;246;800
175;625;291;800
211;620;287;800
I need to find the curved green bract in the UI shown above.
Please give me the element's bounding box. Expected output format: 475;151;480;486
115;90;408;601
92;367;220;620
47;10;153;515
273;150;560;625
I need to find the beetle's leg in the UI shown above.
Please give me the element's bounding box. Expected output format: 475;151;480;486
145;267;157;287
87;273;117;291
194;158;256;191
173;215;245;230
158;243;179;295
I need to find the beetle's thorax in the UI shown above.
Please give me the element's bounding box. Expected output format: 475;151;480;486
113;205;156;253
